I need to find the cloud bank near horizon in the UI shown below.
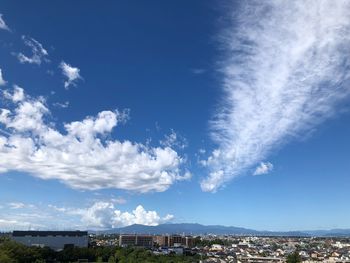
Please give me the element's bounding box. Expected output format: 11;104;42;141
79;202;174;229
201;0;350;192
0;201;173;230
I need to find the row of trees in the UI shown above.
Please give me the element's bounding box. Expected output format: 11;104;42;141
0;238;202;263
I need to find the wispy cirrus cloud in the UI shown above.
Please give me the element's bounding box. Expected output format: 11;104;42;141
160;130;188;150
253;162;273;176
0;219;43;230
191;68;206;75
201;0;350;192
59;61;82;89
0;87;190;193
16;36;49;65
8;202;26;209
53;101;69;108
0;14;10;31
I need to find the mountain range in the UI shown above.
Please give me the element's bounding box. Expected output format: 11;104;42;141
95;223;350;237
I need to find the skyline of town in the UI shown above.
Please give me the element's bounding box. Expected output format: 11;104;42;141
2;230;350;262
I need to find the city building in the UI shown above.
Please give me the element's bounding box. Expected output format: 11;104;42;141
154;235;194;248
154;235;169;247
119;235;136;247
184;236;194;248
119;235;153;248
136;235;154;248
11;231;88;251
169;235;183;247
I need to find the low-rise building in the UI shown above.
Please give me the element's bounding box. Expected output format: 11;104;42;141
119;234;153;248
169;235;183;247
11;231;88;251
154;235;169;247
154;235;194;248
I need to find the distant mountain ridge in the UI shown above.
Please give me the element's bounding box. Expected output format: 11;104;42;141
94;223;350;237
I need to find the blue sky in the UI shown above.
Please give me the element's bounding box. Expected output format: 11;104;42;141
0;1;349;231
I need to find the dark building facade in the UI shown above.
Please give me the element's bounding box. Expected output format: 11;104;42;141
154;235;194;248
119;235;153;248
11;231;88;251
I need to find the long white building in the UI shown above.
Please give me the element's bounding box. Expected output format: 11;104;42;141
11;231;88;251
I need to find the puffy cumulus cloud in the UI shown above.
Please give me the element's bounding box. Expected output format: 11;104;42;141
3;85;25;102
0;14;10;31
253;162;273;176
0;87;189;192
201;0;350;192
16;36;49;65
80;202;115;228
59;61;82;89
113;205;174;227
0;69;7;86
78;202;174;229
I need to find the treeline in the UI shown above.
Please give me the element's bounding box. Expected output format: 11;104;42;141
0;238;202;263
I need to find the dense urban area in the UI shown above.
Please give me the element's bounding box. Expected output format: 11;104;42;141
1;231;350;262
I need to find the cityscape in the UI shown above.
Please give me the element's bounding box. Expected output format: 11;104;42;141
1;0;350;262
1;229;350;262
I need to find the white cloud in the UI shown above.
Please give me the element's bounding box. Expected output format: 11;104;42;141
59;61;82;89
0;14;10;31
0;88;189;192
198;148;206;154
0;219;41;230
8;202;26;209
48;204;67;213
160;130;188;150
0;69;7;86
3;85;25;102
201;0;350;192
191;68;206;74
79;202;174;229
0;203;50;230
79;202;115;228
253;162;273;176
0;201;173;230
53;101;69;108
110;197;127;205
16;36;49;65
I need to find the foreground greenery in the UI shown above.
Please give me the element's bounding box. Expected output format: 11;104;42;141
286;251;302;263
0;238;202;263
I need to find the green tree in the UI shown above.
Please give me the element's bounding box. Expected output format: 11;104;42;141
0;251;14;263
108;255;117;263
287;252;302;263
